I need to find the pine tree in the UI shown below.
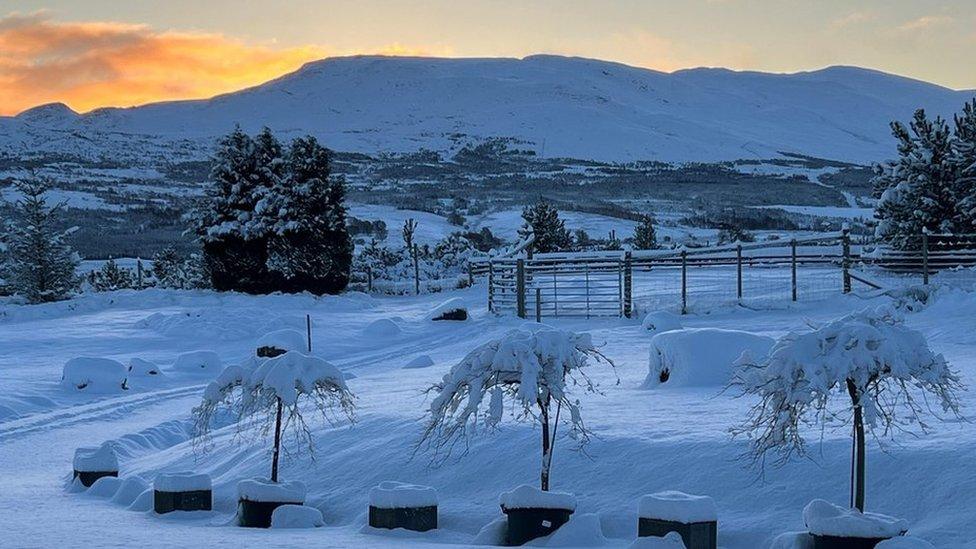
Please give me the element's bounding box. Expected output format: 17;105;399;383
7;179;80;303
90;258;134;292
951;99;976;233
632;215;658;250
521;201;572;254
151;246;184;289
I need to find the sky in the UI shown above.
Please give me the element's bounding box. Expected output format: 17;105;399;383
2;0;974;116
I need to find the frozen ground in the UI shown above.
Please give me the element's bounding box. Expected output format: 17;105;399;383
0;284;973;548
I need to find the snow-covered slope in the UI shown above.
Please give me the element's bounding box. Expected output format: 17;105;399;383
2;55;973;163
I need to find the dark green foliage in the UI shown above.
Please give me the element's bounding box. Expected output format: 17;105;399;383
632;216;658;250
89;258;135;292
521;201;572;254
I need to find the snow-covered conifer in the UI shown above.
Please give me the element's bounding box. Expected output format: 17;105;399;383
951;99;976;233
89;258;134;292
151;246;183;289
521;201;572;254
632;216;658;250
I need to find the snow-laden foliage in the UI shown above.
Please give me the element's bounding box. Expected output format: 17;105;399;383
521;201;572;254
353;232;479;294
732;305;962;466
418;328;614;469
632;215;658;250
88;258;135;292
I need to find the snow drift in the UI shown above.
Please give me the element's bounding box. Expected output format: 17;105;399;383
643;328;774;388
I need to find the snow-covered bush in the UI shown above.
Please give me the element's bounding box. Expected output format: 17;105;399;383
643;328;773;388
256;329;308;356
418;328;614;490
194;352;355;482
803;499;907;539
128;358;163;377
61;357;128;393
88;258;135;292
640;311;682;333
270;504;324;528
171;350;223;375
732;306;962;511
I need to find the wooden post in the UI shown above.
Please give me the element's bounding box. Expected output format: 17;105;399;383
516;259;526;319
535;288;542;322
306;314;312;353
467;262;474;286
136;259;144;289
842;228;851;294
271;397;283;483
680;250;688;315
366;266;373;293
623;251;633;318
791;239;798;302
487;262;494;312
922;231;930;285
846;380;866;512
736;245;743;301
412;244;420;295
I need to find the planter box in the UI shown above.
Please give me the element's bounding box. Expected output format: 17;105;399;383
73;470;117;488
432;309;468;321
238;499;300;528
639;517;717;549
369;505;438;532
811;534;893;549
154;489;212;514
502;506;573;546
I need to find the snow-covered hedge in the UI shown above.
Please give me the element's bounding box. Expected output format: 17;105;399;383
643;328;774;388
61;357;128;393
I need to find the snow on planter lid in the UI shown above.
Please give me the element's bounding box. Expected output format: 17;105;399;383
73;442;118;472
369;481;438;509
61;357;128;393
499;484;576;511
256;329;307;354
154;472;212;493
237;479;306;503
270;504;324;528
639;491;718;523
171;350;222;374
803;499;908;539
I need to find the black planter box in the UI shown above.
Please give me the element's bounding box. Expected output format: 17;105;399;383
432;309;468;321
811;534;894;549
238;498;301;528
154;489;212;514
368;505;438;532
502;506;573;546
639;517;717;549
73;470;118;488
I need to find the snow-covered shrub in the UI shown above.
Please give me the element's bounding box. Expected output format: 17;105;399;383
270;504;324;528
732;306;962;512
643;328;773;388
194;352;355;482
61;357;128;393
425;297;468;321
88;258;135;292
171;350;223;375
418;328;614;490
256;329;308;356
640;311;682;333
803;499;907;539
128;358;163;377
363;318;402;337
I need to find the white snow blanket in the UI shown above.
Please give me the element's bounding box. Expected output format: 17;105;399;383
368;481;438;509
88;476;122;497
237;479;306;503
499;484;576;511
128;357;163;376
204;352;348;407
628;533;687;548
256;329;307;354
770;532;813;549
170;350;222;375
270;504;324;528
641;311;682;333
639;491;718;523
402;355;434;369
73;442;118;472
61;357;128;393
154;472;212;492
803;499;908;538
644;328;774;388
546;513;607;547
111;477;149;506
363;318;402;337
875;537;936;549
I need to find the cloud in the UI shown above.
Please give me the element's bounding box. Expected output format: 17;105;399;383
829;11;876;31
0;12;450;115
896;15;952;32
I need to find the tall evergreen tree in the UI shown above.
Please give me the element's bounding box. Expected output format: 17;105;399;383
632;215;658;250
6;179;80;303
521;201;572;254
951;99;976;234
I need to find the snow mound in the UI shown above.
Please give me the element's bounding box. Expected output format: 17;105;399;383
425;298;468;321
369;481;438;509
205;352;348;407
638;491;717;523
154;472;212;492
88;476;122;498
628;533;687;548
770;532;813;549
237;479;306;503
546;513;606;546
61;357;128;393
875;537;936;549
111;477;149;506
363;318;402;337
472;516;508;546
128;488;154;512
73;442;118;472
270;504;324;528
499;485;576;511
256;329;308;355
641;311;682;333
402;355;435;370
803;499;908;538
128;358;163;376
170;350;222;375
643;328;774;388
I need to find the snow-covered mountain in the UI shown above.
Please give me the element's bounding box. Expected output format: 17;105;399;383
2;55;974;164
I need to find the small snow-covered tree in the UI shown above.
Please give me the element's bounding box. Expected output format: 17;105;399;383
151;246;184;289
89;258;134;292
402;218;418;250
521;201;572;255
632;215;658;250
194;352;356;482
418;328;615;491
731;306;962;512
6;179;80;303
951;99;976;233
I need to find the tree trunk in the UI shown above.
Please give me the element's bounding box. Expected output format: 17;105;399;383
846;379;866;512
271;397;283;483
539;396;551;492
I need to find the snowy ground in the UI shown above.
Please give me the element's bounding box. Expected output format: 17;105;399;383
1;284;973;548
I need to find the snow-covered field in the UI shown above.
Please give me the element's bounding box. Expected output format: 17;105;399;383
1;284;973;548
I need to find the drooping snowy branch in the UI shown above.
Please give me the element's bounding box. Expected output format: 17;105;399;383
731;305;963;468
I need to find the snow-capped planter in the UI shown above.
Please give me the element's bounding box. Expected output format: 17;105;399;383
72;442;119;487
237;479;306;528
804;500;907;549
256;329;307;357
368;481;438;532
171;350;222;375
270;504;324;529
426;298;469;321
643;328;774;388
128;357;163;377
153;472;212;514
638;491;718;549
640;311;682;333
61;357;128;393
499;485;577;546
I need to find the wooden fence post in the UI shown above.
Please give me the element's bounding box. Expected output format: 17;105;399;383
681;250;688;315
366;266;373;293
412;244;420;295
535;288;542;322
516;259;526;319
736;245;743;301
487;262;494;312
623;251;633;318
922;231;930;285
842;228;851;294
791;239;798;302
467;262;474;287
136;258;144;289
